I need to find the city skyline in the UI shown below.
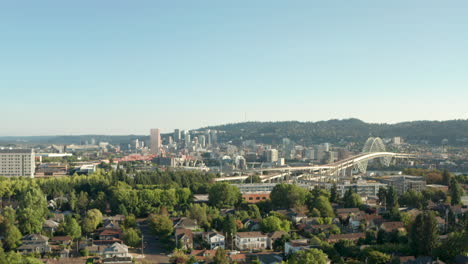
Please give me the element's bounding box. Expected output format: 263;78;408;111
0;117;467;137
1;1;468;136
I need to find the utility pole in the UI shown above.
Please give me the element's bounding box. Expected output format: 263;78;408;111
231;232;234;250
141;234;144;257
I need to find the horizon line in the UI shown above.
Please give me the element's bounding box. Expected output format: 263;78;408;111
1;117;467;138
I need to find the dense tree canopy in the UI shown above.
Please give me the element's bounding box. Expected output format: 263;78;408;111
410;211;439;256
270;184;308;209
208;183;241;208
148;214;173;238
260;216;290;233
123;228;142;248
287;248;329;264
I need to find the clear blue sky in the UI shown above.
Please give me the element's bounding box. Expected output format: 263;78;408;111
1;1;467;136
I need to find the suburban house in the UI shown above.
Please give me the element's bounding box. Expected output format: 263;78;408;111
326;233;365;243
284;239;311;255
175;228;193;250
100;220;121;230
203;231;225;249
235;232;268;250
82;242;129;259
50;236;72;247
380;221;406;233
103;215;126;224
191;249;220;262
242;219;261;231
302;224;334;235
42;219;60;233
267;231;287;249
174;217;199;230
17;234;51;254
103;242;129;258
99;229;122;240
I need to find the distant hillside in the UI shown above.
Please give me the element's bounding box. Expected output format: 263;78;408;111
202;119;468;146
1;119;467;146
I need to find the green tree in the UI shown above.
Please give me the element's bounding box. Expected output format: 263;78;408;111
2;223;22;251
244;175;262;183
68;190;77;212
222;215;237;240
123;228;142;248
208;183;241;208
17;187;48;234
91;191;107;212
273;234;290;251
386;186;399;210
410;211;439;256
169;249;189;264
435;231;468;262
82;209;103;234
260;216;290;233
0;208;22;250
60;214;82;239
399;190;424;209
213;248;229;264
270;184;308;209
442;170;451;186
76;191;89;214
308;196;334;217
450;178;463;205
366;250;391;264
123;214;137;229
188;203;209;228
287;248;328;264
377;187;387;208
247;204;262;219
330;183;339;203
148;214;173;238
343;189;362;208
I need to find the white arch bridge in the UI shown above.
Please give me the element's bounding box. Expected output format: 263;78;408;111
214;137;414;182
214;151;413;182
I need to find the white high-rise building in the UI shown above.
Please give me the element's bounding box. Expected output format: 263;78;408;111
184;131;191;145
0;149;35;178
150;128;161;154
265;149;279;163
198;135;206;148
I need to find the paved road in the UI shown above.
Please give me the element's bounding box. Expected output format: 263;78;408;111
138;219;170;264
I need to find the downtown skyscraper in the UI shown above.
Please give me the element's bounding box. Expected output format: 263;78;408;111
150;128;161;154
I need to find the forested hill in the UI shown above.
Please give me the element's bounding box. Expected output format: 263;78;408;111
202;119;468;146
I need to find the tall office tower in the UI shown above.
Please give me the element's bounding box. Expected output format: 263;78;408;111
0;149;35;178
198;135;206;148
185;132;191;145
210;130;218;145
205;130;211;146
174;129;181;142
265;149;279;163
150;128;161;154
168;136;173;145
134;139;140;149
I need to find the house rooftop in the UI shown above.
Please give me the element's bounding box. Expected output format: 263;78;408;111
236;232;266;238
